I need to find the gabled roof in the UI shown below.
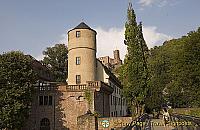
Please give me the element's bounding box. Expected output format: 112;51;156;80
68;22;97;34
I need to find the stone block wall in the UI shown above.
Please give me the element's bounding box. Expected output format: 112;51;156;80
77;114;97;130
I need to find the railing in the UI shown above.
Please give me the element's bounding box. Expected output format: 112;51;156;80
66;81;101;91
66;84;87;91
87;81;100;87
66;81;113;92
34;85;56;92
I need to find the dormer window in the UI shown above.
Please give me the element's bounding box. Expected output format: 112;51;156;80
76;31;80;38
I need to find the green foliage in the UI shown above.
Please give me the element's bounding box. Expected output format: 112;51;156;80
119;2;149;117
121;3;200;113
148;27;200;108
42;44;68;82
84;89;93;110
171;108;200;117
0;51;37;129
93;111;101;118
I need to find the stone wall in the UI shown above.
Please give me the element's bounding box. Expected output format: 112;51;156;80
77;113;98;130
94;91;110;117
77;114;132;130
56;85;92;130
23;83;121;130
22;87;56;130
23;85;91;130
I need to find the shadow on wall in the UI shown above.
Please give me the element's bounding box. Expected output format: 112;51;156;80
55;86;70;130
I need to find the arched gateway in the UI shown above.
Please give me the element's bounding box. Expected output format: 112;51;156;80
40;118;50;130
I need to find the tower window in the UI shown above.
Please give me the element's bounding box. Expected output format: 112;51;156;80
76;75;81;84
76;57;81;65
76;31;81;38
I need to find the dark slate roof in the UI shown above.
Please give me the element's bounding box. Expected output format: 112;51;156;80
74;22;91;29
68;22;97;34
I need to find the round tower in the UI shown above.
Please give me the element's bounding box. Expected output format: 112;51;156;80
67;22;97;85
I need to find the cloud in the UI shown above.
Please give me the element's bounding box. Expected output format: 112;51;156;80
139;0;156;7
143;26;172;48
138;0;177;7
95;26;172;60
95;27;126;60
35;54;44;61
58;34;68;45
35;26;172;61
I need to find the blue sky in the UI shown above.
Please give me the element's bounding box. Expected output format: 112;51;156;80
0;0;200;60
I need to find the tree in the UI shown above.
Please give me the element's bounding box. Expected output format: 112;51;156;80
119;2;149;117
0;51;37;129
146;46;170;112
42;44;68;82
148;27;200;108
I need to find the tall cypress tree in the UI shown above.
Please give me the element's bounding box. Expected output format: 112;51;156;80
120;2;149;117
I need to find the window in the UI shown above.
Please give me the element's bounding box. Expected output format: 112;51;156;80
76;31;80;38
76;75;81;84
44;96;48;105
76;57;81;65
39;96;43;105
49;96;52;105
39;96;52;106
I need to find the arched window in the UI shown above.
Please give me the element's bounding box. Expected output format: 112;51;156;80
40;118;50;130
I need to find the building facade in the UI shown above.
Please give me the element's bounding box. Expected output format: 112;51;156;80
24;22;127;130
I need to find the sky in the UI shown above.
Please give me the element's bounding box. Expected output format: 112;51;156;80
0;0;200;60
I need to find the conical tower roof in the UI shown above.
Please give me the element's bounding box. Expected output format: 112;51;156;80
68;22;96;34
74;22;91;29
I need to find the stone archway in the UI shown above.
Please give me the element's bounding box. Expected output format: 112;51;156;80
40;118;50;130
